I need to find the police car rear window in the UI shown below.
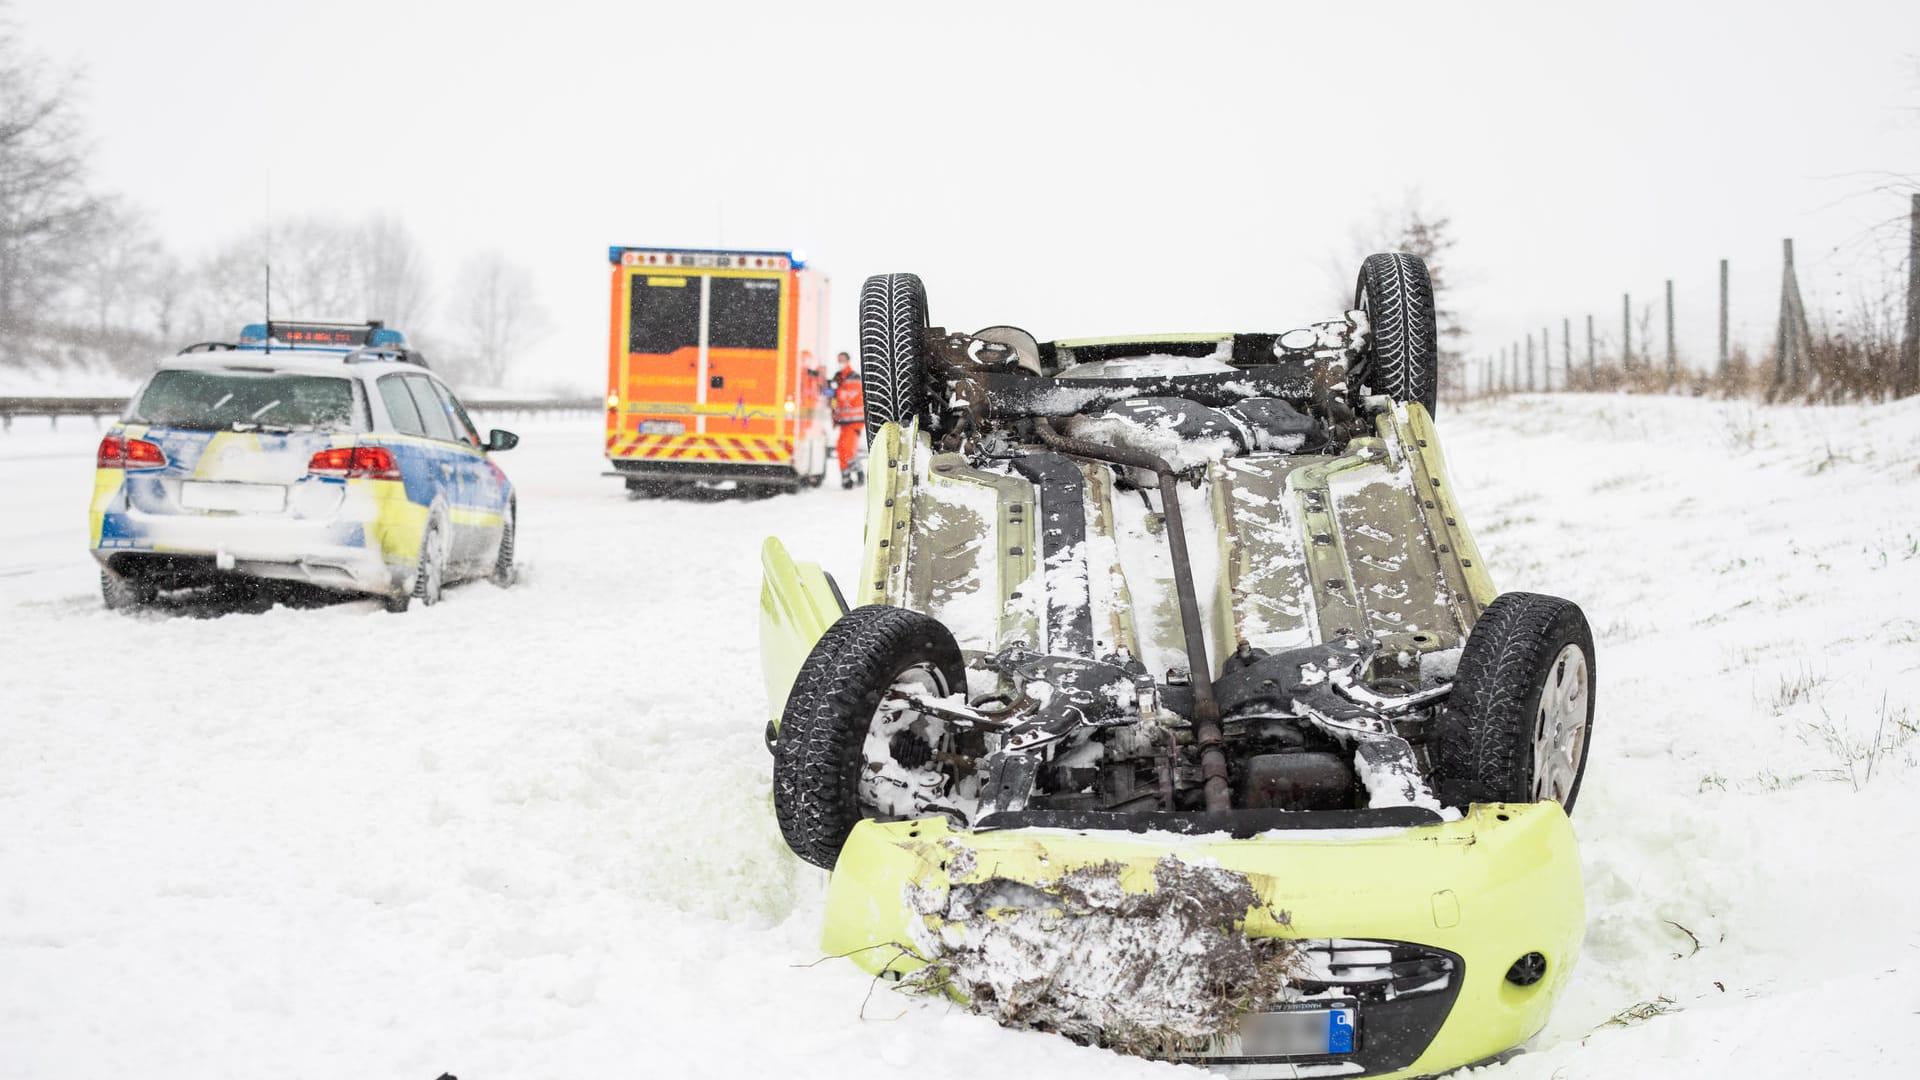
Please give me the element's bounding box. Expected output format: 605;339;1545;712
132;370;364;432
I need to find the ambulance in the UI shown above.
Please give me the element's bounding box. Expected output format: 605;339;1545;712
605;246;831;494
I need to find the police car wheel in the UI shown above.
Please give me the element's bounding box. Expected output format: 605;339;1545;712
100;569;155;611
412;518;448;607
491;503;516;587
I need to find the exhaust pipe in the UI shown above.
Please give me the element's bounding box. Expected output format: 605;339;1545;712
1032;418;1231;812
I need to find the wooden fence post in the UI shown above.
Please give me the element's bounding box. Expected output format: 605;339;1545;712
1900;193;1919;398
1728;259;1743;376
1775;239;1816;396
1587;314;1595;383
1622;293;1632;370
1562;317;1571;391
1665;279;1676;391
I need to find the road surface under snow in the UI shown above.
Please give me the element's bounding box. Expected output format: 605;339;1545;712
2;395;1918;1079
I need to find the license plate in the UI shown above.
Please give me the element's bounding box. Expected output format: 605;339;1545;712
180;481;286;513
1235;1004;1357;1056
639;420;685;434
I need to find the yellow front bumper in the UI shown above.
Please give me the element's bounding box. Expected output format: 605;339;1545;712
823;802;1584;1079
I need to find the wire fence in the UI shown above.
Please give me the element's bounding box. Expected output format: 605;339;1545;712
1454;193;1920;405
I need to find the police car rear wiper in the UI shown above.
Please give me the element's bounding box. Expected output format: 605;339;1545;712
228;421;299;434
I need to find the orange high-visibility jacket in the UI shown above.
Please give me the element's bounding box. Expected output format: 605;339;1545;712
831;371;864;425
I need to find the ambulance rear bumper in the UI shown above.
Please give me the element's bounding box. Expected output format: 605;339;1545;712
606;458;803;486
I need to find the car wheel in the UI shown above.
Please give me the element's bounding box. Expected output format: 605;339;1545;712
100;569;155;611
411;516;449;607
1432;592;1597;813
1354;252;1440;418
491;501;516;587
859;272;932;441
773;605;968;870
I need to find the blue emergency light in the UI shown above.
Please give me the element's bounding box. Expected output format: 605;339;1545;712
235;321;405;348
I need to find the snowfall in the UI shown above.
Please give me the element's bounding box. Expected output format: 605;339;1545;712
3;393;1918;1079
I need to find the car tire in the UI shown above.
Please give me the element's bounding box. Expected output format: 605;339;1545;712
859;272;932;441
409;515;449;608
491;501;516;587
773;605;967;870
100;569;155;611
1354;252;1440;418
1431;592;1597;813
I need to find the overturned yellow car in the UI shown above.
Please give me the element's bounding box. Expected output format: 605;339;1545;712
759;255;1596;1078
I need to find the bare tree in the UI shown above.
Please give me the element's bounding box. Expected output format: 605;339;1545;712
0;20;101;357
355;212;431;329
184;213;435;337
449;250;548;387
73;197;159;336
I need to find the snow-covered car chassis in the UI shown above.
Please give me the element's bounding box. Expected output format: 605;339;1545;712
758;255;1596;1079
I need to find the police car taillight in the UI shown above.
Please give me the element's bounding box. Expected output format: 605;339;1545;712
307;446;402;481
97;434;167;470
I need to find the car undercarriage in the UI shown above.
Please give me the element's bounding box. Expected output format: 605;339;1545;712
757;255;1597;1078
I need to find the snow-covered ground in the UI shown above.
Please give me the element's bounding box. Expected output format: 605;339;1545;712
2;395;1917;1079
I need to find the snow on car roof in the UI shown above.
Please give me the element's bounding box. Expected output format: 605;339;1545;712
156;348;422;379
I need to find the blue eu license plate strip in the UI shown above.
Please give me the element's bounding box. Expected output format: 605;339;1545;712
1236;1004;1358;1056
1328;1007;1355;1053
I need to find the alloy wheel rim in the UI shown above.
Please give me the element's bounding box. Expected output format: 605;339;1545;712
1531;644;1591;803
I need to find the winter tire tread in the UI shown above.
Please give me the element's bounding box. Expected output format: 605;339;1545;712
1432;591;1596;813
858;273;930;441
773;605;966;869
1357;252;1441;418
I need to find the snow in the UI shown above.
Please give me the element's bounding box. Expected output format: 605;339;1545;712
4;393;1920;1078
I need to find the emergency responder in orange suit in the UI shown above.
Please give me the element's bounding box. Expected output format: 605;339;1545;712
829;352;865;487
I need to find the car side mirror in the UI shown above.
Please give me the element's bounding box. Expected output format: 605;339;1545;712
487;429;519;452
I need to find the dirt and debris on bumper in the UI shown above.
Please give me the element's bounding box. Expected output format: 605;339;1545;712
821;805;1584;1078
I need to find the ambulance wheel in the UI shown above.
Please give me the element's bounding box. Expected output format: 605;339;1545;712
859;272;933;440
1432;592;1596;813
774;605;967;870
1354;252;1440;418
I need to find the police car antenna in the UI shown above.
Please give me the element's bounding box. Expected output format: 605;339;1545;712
263;263;272;354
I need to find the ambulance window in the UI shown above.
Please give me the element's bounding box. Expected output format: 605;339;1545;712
709;277;781;350
629;275;701;354
378;375;427;436
402;374;457;442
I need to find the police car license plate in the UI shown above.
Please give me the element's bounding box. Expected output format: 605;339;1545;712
639;420;685;435
1235;1003;1357;1056
180;481;286;514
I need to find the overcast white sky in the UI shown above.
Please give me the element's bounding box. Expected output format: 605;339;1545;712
15;0;1920;390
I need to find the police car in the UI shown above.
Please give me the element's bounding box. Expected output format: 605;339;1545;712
89;321;518;612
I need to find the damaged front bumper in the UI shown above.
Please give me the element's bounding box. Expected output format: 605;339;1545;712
823;802;1584;1080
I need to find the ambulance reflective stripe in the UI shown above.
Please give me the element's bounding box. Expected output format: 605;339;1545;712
606;432;795;462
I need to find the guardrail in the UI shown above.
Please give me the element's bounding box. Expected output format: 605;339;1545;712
0;396;603;431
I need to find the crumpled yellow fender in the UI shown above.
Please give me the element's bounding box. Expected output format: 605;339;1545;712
758;535;846;725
